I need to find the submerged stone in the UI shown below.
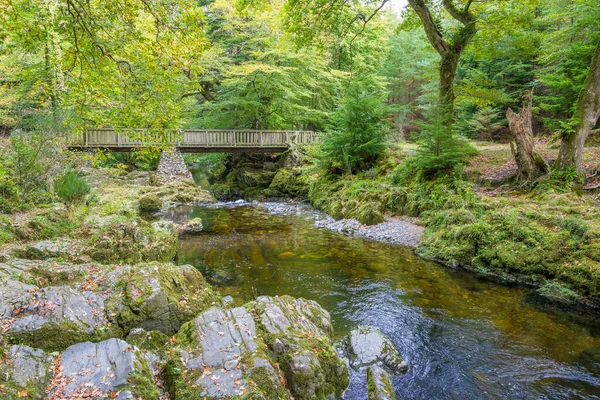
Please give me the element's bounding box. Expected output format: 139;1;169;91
178;217;203;234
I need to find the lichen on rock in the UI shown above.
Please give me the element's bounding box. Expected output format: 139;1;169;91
45;338;159;399
111;262;220;335
167;306;289;399
249;295;349;400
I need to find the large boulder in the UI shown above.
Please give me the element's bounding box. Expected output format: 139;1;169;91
45;339;159;399
168;306;288;399
112;263;220;335
0;280;119;352
83;216;178;264
251;295;349;400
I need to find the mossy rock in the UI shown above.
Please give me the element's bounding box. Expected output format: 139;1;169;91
267;168;309;198
85;216;178;264
138;193;162;213
111;263;220;335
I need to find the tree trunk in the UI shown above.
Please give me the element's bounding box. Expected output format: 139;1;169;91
555;38;600;181
440;52;460;117
507;90;548;182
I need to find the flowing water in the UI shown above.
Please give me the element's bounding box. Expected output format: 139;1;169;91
166;203;600;400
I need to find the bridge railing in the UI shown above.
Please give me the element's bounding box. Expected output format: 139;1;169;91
78;129;318;148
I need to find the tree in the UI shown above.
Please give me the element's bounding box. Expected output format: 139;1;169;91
0;0;208;137
555;37;600;180
322;78;388;174
414;105;477;174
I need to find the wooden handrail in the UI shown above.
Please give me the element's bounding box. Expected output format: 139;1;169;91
76;129;319;149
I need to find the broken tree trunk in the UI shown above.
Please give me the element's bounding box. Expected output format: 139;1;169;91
507;89;548;182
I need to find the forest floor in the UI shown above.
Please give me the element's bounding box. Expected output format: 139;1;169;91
465;140;600;190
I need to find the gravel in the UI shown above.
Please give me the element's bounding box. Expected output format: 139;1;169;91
256;201;424;248
314;216;424;248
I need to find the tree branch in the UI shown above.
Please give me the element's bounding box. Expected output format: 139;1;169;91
408;0;450;56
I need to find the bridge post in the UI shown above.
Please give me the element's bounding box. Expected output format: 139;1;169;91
156;147;193;183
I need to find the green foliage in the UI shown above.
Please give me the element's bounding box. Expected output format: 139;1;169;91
536;0;600;130
321;78;389;174
413;109;478;174
465;106;505;140
54;169;90;205
1;117;63;205
0;215;15;245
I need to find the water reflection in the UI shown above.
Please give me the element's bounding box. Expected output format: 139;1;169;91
166;204;600;399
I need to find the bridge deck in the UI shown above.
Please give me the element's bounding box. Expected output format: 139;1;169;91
70;129;318;152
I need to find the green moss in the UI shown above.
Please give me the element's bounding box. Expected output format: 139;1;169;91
0;215;14;245
86;217;178;264
8;320;123;353
124;356;161;399
13;207;84;241
246;365;290;400
113;263;219;335
138;193;162;213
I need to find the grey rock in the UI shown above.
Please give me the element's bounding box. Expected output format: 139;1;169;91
1;283;108;335
45;339;155;398
256;295;333;336
287;351;325;399
347;326;407;374
116;263;216;335
8;345;54;387
253;296;348;400
222;295;234;305
178;306;281;398
13;239;83;260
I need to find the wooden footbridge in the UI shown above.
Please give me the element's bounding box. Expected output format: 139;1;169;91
70;128;319;153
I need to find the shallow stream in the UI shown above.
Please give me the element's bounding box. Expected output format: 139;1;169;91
166;203;600;399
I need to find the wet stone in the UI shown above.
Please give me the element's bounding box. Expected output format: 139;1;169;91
347;325;407;374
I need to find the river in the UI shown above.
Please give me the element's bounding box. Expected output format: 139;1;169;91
165;202;600;399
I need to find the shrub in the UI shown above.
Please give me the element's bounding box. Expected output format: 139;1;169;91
413;108;478;175
55;169;90;205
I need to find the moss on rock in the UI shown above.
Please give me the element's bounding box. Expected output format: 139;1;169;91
112;263;220;335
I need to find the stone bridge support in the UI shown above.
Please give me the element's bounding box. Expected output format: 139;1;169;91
156;147;193;182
